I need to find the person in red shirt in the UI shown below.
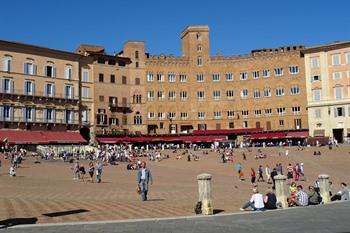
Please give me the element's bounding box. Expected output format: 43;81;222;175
294;163;300;181
250;168;256;184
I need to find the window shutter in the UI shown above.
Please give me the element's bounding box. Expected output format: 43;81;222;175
43;109;47;122
44;84;47;96
334;108;338;117
33;64;37;75
32;108;36;122
0;106;3;121
52;84;55;97
32;82;35;95
342;107;345;116
64;86;67;98
44;66;47;76
24;63;27;74
53;109;56;123
71;87;74;99
24;81;27;95
53;67;56;78
10;80;14;93
22;107;26;122
10;106;13;121
64;110;66;123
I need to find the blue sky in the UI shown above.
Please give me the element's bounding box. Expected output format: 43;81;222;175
1;0;349;56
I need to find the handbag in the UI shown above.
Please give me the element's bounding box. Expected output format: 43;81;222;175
136;185;141;194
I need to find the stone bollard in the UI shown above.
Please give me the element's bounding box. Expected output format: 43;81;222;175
318;174;330;204
197;173;213;215
274;175;288;208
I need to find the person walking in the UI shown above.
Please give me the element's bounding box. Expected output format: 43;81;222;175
88;161;95;182
250;168;256;184
95;161;103;183
257;165;264;182
137;161;153;201
265;165;271;184
235;162;242;181
73;161;80;180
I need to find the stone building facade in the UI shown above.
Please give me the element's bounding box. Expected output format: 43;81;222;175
144;26;308;135
302;42;350;143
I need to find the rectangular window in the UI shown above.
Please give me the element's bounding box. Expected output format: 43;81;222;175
65;86;73;99
212;73;220;82
279;120;284;127
312;75;321;81
311;57;320;68
240;72;247;80
3;57;11;72
45;65;55;77
2;79;13;93
225;73;233;81
334;86;343;100
168;73;176;82
346;53;350;64
24;81;34;95
157;91;165;100
242;121;248;128
274;68;284;76
24;107;33;121
313;89;321;101
288;66;299;74
334;107;345;117
99;96;104;102
3;106;12;121
262;69;270;78
158;112;165;120
332;54;340;65
82;69;89;82
179;74;187;82
147;72;154;82
122;76;127;84
65;66;72;80
252;71;259;79
110;75;115;83
135;78;140;85
197;57;202;66
168;112;176;119
196;73;204;82
45;83;54;97
65;110;73;123
99;73;104;82
24;62;36;75
82;87;89;98
229;122;234;129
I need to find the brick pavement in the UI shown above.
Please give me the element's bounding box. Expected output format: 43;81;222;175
0;146;349;224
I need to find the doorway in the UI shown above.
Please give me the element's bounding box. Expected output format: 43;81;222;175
332;128;343;143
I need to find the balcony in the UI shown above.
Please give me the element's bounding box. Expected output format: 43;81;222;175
108;102;132;113
0;89;79;103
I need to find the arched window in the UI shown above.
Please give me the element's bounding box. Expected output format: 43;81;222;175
65;64;73;80
134;112;142;125
24;58;37;75
3;55;12;72
196;33;202;41
45;62;56;78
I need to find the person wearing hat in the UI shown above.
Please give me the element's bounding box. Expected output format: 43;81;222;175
240;187;265;211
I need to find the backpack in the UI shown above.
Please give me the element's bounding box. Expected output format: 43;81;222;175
194;201;202;214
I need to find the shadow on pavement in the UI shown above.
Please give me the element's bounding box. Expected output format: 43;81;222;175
146;199;165;202
213;209;225;214
43;209;89;217
0;217;38;229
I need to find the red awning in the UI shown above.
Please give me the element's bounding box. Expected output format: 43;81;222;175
193;128;263;135
0;130;86;145
96;135;227;144
42;131;87;144
251;132;287;140
285;131;309;138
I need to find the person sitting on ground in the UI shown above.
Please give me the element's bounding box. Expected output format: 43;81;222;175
240;188;265;211
264;188;277;210
289;182;298;198
331;182;349;201
307;185;322;205
289;185;309;207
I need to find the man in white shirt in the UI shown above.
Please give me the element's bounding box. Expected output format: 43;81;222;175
240;188;265;211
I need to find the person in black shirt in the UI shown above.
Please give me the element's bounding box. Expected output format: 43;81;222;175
270;168;278;190
264;188;277;210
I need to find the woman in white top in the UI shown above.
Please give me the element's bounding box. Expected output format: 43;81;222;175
240;188;265;211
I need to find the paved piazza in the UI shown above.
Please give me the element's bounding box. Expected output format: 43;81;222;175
0;146;349;225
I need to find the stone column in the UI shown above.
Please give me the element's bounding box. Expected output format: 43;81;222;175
197;173;213;215
274;175;288;208
318;174;330;204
